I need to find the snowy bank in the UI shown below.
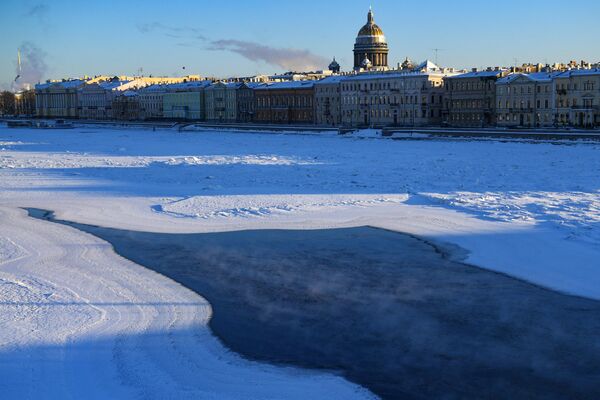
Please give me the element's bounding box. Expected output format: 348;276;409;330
1;125;600;396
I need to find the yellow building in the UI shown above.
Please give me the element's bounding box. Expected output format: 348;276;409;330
555;69;600;128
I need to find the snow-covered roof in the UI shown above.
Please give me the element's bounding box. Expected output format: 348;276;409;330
206;82;243;90
35;79;86;90
243;82;268;89
139;84;169;93
121;90;138;97
555;68;600;78
341;71;431;82
447;70;506;79
413;60;441;72
254;81;315;90
314;76;346;85
98;80;131;90
164;80;213;91
497;71;568;84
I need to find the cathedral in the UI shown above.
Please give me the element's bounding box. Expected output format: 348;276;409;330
353;8;389;71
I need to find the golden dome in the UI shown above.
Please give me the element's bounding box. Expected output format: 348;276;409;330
353;7;389;70
357;9;385;38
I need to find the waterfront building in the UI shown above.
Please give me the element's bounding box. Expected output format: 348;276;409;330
205;82;241;122
254;81;315;124
340;67;451;127
353;8;388;71
236;82;264;122
139;84;168;120
112;91;140;121
35;79;86;118
78;80;133;120
162;80;213;120
314;76;344;126
496;72;559;128
443;69;507;127
554;68;600;128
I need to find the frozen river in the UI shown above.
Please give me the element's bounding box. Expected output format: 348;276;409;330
29;208;600;399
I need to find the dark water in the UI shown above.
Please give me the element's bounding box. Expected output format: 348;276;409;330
28;208;600;400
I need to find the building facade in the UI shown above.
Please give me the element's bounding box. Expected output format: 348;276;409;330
353;8;388;71
139;84;168;120
554;69;600;128
205;82;240;122
35;80;85;118
314;76;343;126
162;81;212;120
78;80;133;120
112;91;140;121
236;82;263;122
254;81;315;124
496;72;557;128
340;71;448;127
443;69;507;127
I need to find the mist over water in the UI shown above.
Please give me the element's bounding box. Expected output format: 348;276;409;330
28;209;600;400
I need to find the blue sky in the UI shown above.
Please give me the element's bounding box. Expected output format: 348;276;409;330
1;0;599;88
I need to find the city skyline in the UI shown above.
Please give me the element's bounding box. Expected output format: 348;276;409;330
1;0;599;89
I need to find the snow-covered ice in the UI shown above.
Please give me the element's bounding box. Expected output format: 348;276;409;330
0;125;599;398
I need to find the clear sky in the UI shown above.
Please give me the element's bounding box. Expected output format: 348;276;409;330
1;0;599;89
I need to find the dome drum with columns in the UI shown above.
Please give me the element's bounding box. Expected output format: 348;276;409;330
353;8;388;70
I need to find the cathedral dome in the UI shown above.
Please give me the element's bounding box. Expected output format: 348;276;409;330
353;8;389;70
328;57;340;73
355;8;387;45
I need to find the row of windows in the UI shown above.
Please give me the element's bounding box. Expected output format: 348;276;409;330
341;95;440;106
557;98;595;108
451;113;482;121
556;81;597;91
498;85;550;95
498;113;552;123
256;96;313;108
316;87;340;94
341;80;431;92
497;99;551;109
450;99;491;109
255;111;312;120
447;81;495;91
344;109;434;119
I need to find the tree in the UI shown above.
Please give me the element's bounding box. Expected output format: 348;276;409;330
0;91;16;116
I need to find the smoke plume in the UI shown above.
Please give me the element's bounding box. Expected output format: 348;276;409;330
14;42;48;91
210;39;328;72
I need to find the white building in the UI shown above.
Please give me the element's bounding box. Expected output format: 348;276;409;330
340;65;453;127
78;80;132;120
35;79;86;118
496;72;559;128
